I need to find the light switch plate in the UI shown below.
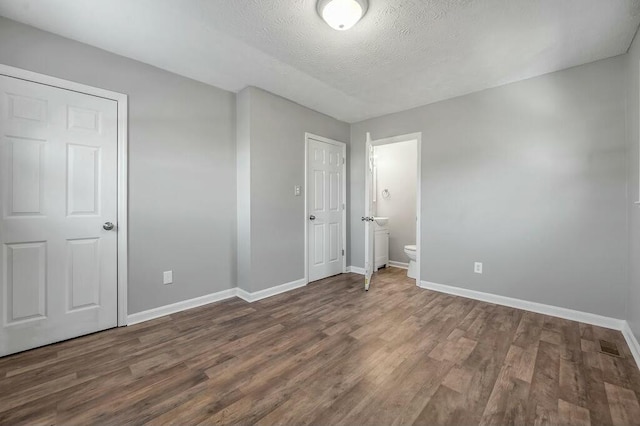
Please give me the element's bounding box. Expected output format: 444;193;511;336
163;270;173;284
474;262;483;274
294;185;301;196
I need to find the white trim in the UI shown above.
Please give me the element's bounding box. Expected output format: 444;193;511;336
368;132;422;287
304;133;348;284
127;278;307;325
237;278;307;303
0;64;129;326
127;289;237;325
622;322;640;368
116;97;128;327
0;64;126;100
419;280;625;330
388;261;409;269
347;266;366;275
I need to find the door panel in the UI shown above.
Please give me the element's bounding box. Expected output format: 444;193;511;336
4;241;47;324
6;137;45;216
7;93;47;123
67;144;101;215
329;171;339;211
329;223;339;262
313;223;325;265
67;238;100;311
308;138;344;282
314;170;324;210
0;75;118;357
67;106;100;132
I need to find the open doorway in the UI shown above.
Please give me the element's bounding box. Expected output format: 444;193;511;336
364;132;421;290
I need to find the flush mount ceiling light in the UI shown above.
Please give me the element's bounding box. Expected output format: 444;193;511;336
317;0;368;31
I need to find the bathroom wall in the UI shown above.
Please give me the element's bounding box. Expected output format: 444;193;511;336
374;140;418;263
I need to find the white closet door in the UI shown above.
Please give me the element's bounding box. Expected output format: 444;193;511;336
0;75;118;357
308;138;343;282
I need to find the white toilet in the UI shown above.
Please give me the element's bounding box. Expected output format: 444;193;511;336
403;244;417;279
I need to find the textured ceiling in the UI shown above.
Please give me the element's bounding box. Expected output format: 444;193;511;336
0;0;639;122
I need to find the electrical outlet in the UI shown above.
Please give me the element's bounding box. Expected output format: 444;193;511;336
474;262;483;274
294;185;301;196
163;270;173;285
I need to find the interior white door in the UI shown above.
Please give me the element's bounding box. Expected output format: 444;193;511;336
308;138;344;282
0;75;118;357
364;133;374;291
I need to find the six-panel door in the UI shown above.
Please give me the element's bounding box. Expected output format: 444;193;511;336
308;138;343;282
0;75;118;357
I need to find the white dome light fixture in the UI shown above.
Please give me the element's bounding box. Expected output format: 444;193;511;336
317;0;369;31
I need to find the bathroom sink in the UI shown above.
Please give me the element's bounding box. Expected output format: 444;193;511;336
374;217;389;226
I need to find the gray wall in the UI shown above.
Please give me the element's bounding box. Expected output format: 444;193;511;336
350;57;628;318
626;32;640;339
237;87;350;292
0;17;237;314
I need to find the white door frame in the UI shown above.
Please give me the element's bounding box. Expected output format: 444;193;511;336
367;132;422;286
0;64;129;326
304;132;347;284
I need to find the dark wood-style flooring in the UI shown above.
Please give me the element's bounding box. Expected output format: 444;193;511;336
1;267;640;425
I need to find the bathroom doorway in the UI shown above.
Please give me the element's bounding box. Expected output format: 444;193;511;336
363;132;421;290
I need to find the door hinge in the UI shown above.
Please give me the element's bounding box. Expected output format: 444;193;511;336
343;158;345;164
342;249;345;256
342;203;345;210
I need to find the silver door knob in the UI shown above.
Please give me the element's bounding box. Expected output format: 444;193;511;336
309;215;316;221
103;222;115;231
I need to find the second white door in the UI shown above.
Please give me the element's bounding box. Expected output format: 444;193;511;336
308;137;344;282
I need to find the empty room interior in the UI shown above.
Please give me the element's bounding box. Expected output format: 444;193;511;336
2;0;640;424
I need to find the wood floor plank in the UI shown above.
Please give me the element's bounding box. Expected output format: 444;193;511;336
582;354;614;426
526;340;562;421
513;311;545;349
558;398;591;426
480;363;530;425
0;267;638;425
559;348;589;407
533;404;559;426
413;384;468;426
442;366;475;394
604;382;640;426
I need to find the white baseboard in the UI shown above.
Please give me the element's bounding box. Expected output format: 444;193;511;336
127;288;237;325
347;266;365;275
128;278;308;325
419;280;625;331
622;322;640;368
389;261;409;269
236;278;306;303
